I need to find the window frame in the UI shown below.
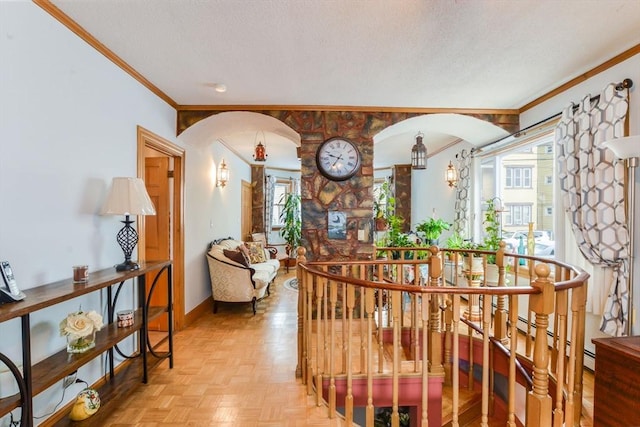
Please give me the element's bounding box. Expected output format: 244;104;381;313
505;166;533;189
271;179;293;230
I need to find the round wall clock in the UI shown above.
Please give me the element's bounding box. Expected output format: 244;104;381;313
315;137;362;181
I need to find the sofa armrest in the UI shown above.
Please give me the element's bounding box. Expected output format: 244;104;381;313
206;252;266;302
264;246;278;260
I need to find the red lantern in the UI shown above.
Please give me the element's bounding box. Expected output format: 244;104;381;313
253;131;268;162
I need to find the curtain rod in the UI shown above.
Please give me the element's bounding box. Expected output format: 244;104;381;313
475;78;634;152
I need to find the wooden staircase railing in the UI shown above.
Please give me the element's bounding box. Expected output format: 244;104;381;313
295;244;589;427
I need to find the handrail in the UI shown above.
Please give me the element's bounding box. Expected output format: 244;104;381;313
295;244;589;427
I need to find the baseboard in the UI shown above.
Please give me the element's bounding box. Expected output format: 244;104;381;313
184;296;214;327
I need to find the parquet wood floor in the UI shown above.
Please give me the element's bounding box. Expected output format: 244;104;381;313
93;271;346;426
91;270;593;426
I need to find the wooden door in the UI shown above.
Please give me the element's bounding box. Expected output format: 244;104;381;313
241;180;252;241
145;156;170;331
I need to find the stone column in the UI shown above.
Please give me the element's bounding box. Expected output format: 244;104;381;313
392;164;412;232
251;165;265;234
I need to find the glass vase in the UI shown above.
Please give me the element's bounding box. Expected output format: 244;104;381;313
67;331;96;353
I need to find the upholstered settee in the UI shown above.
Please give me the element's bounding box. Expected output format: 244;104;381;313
206;237;280;314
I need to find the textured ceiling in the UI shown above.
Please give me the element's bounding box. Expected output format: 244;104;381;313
46;0;640;168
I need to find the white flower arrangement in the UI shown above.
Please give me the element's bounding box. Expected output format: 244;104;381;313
59;309;104;340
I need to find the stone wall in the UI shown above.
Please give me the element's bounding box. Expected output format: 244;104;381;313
251;165;265;234
178;109;518;261
393;164;412;232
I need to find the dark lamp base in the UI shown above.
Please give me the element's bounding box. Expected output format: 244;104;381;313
115;261;140;272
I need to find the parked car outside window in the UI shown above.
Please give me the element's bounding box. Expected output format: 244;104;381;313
502;230;554;255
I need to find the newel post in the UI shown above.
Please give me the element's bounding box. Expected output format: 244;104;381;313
296;246;307;379
526;263;554;427
428;246;444;376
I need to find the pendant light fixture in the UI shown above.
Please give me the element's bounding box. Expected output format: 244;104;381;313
253;130;267;162
411;132;427;169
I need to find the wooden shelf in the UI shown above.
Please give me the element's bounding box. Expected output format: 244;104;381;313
31;307;164;395
0;262;173;425
0;261;171;323
0;393;20;418
50;352;168;427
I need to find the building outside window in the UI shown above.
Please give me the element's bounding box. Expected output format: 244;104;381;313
479;133;554;243
504;204;533;226
505;166;533;188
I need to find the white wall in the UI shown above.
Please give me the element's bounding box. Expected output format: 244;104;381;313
520;53;640;348
0;3;245;422
182;137;250;312
411;141;474;241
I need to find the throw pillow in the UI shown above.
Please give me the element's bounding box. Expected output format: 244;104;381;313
237;244;251;259
245;241;267;264
223;249;249;267
236;245;252;266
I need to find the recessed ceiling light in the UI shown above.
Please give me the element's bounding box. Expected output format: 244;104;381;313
212;83;227;93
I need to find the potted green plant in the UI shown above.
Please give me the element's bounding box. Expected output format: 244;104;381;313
373;181;395;231
416;217;451;245
480;197;505;283
444;232;464;249
459;240;483;273
443;231;465;260
279;193;301;264
380;214;415;259
482;198;501;256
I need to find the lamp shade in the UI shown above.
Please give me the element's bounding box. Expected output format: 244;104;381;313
101;177;156;216
601;135;640;159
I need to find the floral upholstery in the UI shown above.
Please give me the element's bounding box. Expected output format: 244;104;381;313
206;237;280;314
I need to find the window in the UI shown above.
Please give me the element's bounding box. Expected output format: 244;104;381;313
373;179;388;215
271;180;292;228
479;133;554;239
505;166;533;188
504;204;532;226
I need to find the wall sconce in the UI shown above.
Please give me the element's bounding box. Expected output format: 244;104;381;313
411;132;427;169
253;130;267;162
216;159;229;187
445;161;458;187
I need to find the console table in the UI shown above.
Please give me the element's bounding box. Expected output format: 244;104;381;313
592;335;640;427
0;260;173;426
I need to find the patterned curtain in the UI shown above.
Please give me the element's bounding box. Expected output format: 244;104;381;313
453;149;471;238
264;175;277;237
555;83;629;336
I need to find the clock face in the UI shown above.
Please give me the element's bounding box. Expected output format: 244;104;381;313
316;137;362;181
